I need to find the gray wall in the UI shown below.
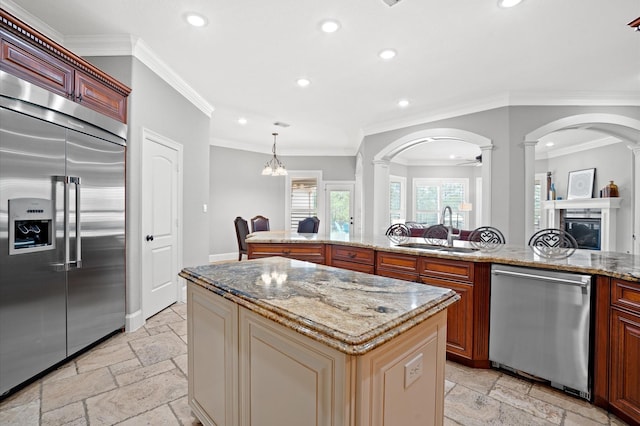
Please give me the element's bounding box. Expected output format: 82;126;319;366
536;142;634;253
209;146;355;257
359;105;640;245
87;56;211;321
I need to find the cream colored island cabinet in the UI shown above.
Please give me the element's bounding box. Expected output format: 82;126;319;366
181;257;459;426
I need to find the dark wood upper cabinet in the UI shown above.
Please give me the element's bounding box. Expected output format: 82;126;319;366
0;9;130;123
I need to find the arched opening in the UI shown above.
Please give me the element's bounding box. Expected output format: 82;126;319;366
524;114;640;253
372;128;493;236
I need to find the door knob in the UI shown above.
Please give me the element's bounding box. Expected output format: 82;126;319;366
146;235;154;241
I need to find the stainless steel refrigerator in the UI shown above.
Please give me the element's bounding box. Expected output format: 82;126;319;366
0;72;126;396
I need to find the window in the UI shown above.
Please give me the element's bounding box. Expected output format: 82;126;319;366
413;178;469;228
286;171;323;233
290;178;318;231
389;175;406;224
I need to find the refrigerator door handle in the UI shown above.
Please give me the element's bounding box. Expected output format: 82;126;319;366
68;176;82;269
52;176;66;272
64;176;82;270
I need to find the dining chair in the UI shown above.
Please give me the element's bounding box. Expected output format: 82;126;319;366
297;216;320;233
234;216;250;260
250;215;270;233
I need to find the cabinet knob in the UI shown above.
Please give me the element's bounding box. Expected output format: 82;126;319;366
145;235;154;241
76;93;83;102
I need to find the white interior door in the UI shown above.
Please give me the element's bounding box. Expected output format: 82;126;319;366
325;183;354;240
142;129;182;319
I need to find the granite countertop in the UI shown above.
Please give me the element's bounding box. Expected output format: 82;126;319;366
179;257;459;355
246;231;640;282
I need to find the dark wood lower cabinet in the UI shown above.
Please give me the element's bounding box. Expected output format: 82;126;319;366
593;276;640;425
609;308;640;423
419;259;490;368
248;243;326;264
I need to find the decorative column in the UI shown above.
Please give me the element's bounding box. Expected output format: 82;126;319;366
523;140;538;243
372;159;391;236
632;146;640;254
480;145;493;226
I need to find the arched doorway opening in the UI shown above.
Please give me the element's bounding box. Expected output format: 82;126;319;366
372;128;493;235
524;114;640;253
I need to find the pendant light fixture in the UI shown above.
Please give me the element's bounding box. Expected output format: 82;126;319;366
261;132;287;176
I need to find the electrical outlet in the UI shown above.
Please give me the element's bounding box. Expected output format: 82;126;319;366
203;204;208;213
404;353;423;389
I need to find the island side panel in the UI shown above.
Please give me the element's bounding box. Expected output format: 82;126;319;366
356;310;447;426
238;307;350;426
187;283;239;426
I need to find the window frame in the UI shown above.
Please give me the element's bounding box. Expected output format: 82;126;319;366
412;177;470;227
285;170;324;233
389;175;406;224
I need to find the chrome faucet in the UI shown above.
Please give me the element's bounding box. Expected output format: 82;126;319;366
441;206;458;246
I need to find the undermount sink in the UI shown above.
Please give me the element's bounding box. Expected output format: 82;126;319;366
396;242;479;253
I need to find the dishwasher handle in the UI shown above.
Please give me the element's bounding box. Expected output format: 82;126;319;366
492;268;589;288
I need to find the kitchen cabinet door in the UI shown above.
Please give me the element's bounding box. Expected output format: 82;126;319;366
609;308;640;424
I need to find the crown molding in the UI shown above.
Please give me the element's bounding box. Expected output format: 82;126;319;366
1;0;63;44
538;136;622;160
1;1;214;118
64;35;214;118
210;137;355;156
363;91;640;137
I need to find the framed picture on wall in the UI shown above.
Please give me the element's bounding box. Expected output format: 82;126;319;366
567;168;595;199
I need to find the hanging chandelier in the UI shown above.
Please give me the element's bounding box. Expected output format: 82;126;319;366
261;132;287;176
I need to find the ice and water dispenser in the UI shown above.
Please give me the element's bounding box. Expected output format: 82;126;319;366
8;198;55;255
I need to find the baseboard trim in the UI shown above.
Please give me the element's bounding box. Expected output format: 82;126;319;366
125;309;144;332
209;252;238;263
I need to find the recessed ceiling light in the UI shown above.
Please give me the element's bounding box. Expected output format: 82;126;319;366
397;99;409;108
185;13;208;27
545;141;555;147
497;0;523;8
238;117;247;125
320;20;341;33
296;78;311;87
378;49;397;60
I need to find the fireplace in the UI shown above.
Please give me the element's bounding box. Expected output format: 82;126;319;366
564;217;601;250
563;209;601;250
543;197;621;252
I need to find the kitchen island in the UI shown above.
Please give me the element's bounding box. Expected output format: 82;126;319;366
246;231;640;425
180;257;460;426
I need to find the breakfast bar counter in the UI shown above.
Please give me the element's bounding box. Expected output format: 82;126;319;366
180;257;459;426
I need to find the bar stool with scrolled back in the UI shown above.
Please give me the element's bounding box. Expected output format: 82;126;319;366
469;226;505;244
528;228;578;259
250;215;270;233
385;223;410;243
528;228;578;248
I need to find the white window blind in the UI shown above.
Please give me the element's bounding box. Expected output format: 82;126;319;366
389;175;406;224
290;178;318;231
413;178;469;228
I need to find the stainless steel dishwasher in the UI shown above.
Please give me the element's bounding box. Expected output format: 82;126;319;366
489;264;593;400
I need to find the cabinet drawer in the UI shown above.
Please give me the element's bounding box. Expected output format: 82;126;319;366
1;33;73;98
330;259;375;274
75;71;128;123
375;252;419;281
419;257;474;283
248;243;325;264
612;279;640;313
330;245;374;265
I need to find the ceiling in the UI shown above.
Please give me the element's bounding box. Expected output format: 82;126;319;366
4;0;640;158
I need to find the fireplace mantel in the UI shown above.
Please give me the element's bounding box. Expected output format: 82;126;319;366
542;198;622;251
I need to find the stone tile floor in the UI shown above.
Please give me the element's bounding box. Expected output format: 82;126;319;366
0;302;629;425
